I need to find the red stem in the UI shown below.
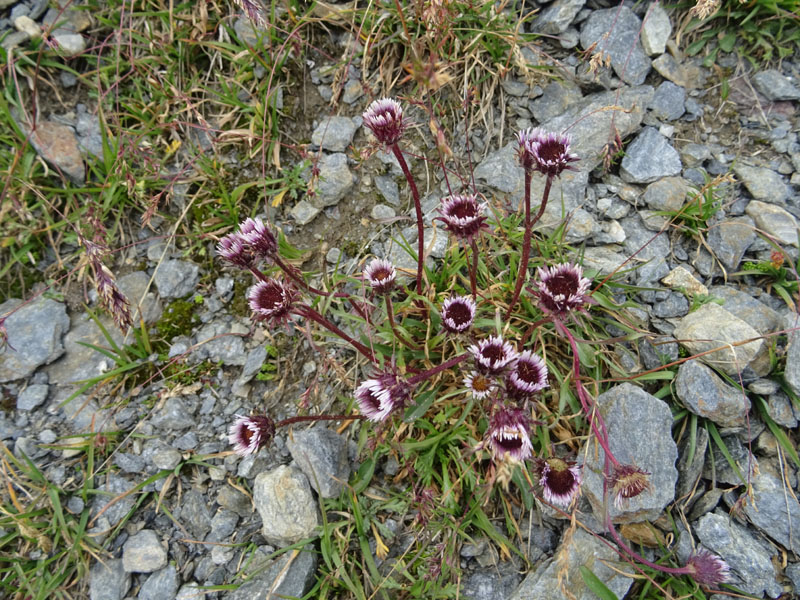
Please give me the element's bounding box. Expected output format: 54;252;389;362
407;353;469;386
469;238;478;300
295;305;378;364
276;414;366;428
385;295;420;350
391;143;424;297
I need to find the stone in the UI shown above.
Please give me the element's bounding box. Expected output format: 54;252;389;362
151;447;181;470
24;120;84;184
622;216;670;285
371;203;396;220
785;318;800;397
154;260;200;299
311;116;356;152
662;266;708;297
652;53;687;87
14;15;41;39
91;475;135;528
462;562;520;600
787;563;800;594
703;434;756;485
706;217;757;271
765;390;797;428
181;489;212;540
680;143;710;168
16;383;48;411
52;29;86;55
579;6;651;85
228;545;317;600
290;199;320;225
253;465;320;546
117;271;162;324
122;529;167;573
676;425;708;501
734;164;788;204
652;292;688;318
0;298;70;382
508;528;634;600
745;200;798;246
673;303;763;375
207;509;239;542
708;286;780;335
649;81;685;121
138;565;179;600
752;69;800;102
217;486;251;518
675;360;750;427
532;0;585;35
580;246;626;277
194;320;247;366
151;397;196;430
286;427;350;498
374;175;400;206
732;470;800;555
620;127;681;184
89;558;131;600
310;153;353;207
581;383;678;523
696;512;782;598
642;176;687;212
640;3;671;55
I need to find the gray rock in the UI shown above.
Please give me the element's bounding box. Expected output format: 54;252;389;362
290;199;321;225
181;489;212;539
680;143;711;168
649;81;685;121
374;174;400;206
151;447;182;470
620;127;681;183
217;486;251;517
708;286;780;335
580;246;626;277
311;116;356;152
696;512;782;598
175;584;203;600
533;0;586;35
734;164;788;204
787;563;800;594
765;390;797;428
640;3;671;55
732;470;800;555
530;81;583;124
253;465;319;546
310;153;353;207
637;335;678;370
117;271;162;324
676;425;708;501
785;318;800;397
745;200;798;246
509;528;634;600
752;69;800;102
52;29;85;55
371;203;396;221
675;360;750;427
194;320;247;366
122;529;167;573
579;6;651;85
462;561;520;599
16;383;48;411
703;434;756;485
673;303;763;375
652;53;688;87
237;345;267;386
642;176;687;212
154;260;199;299
0;298;70;382
138;565;179;600
581;383;678;523
151;397;196;430
114;452;145;474
228;545;317;600
707;217;757;271
89;558;131;600
286;427;350;498
207;509;239;542
622;216;670;285
652;292;688;318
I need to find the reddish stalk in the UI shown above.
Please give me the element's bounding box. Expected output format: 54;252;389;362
407;353;469;386
276;414;366;428
294;305;378;365
390;143;424;297
469;238;479;300
385;295;420;350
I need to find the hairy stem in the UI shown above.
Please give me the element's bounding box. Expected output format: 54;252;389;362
408;353;469;386
276;414;366;428
469;238;478;299
391;143;424;297
295;305;378;364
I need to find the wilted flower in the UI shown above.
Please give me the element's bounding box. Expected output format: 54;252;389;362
355;372;411;422
506;350;548;399
517;128;578;178
364;258;397;295
440;295;476;334
229;414;276;456
610;464;651;508
234;0;267;26
362;98;407;146
239;217;278;260
537;457;582;508
685;548;730;587
247;279;296;324
534;263;591;317
468;335;519;375
463;371;496;400
486;408;533;462
437;194;488;242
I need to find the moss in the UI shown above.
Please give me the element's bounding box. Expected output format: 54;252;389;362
156;298;199;342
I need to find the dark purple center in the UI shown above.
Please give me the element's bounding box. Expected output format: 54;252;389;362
257;283;283;309
538;139;565;163
546;272;577;297
449;199;477;220
517;361;541;384
481;345;504;363
372;268;392;282
446;302;472;325
495;432;522;452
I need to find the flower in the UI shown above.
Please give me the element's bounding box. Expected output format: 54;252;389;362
364;258;397;295
610;464;651;508
440;295;476;334
534;263;591;317
217;233;252;269
463;371;496;400
437;194;488;242
506;350;548;399
517;128;578;177
486;408;533;462
355;372;411;422
537;457;582;507
247;279;296;324
234;0;267;26
685;548;730;587
229;414;276;456
468;335;519;375
239;217;277;260
362;98;407;146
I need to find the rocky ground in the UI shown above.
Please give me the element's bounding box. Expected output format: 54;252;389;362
2;0;800;599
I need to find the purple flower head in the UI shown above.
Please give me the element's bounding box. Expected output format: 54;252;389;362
247;279;296;325
364;258;396;295
517;128;578;177
468;335;519;376
463;371;496;400
234;0;267;26
441;295;476;334
217;233;253;269
362;98;407;146
229;414;276;456
355;371;411;422
537;457;581;508
685;548;730;587
535;263;591;317
610;463;651;509
437;194;488;242
486;408;532;462
506;350;548;400
239;217;277;260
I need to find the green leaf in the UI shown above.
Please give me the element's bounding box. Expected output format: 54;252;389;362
719;32;736;52
403;388;436;422
579;566;619;600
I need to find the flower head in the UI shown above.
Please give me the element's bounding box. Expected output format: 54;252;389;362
440;295;476;334
239;217;277;260
685;548;730;587
229;414;276;456
463;371;496;400
437;194;488;242
234;0;267;26
364;258;397;295
486;408;533;462
468;335;519;375
517;128;578;177
534;263;592;317
217;232;253;269
537;457;582;508
247;279;296;325
506;350;548;399
610;464;651;509
355;371;411;422
362;98;407;146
